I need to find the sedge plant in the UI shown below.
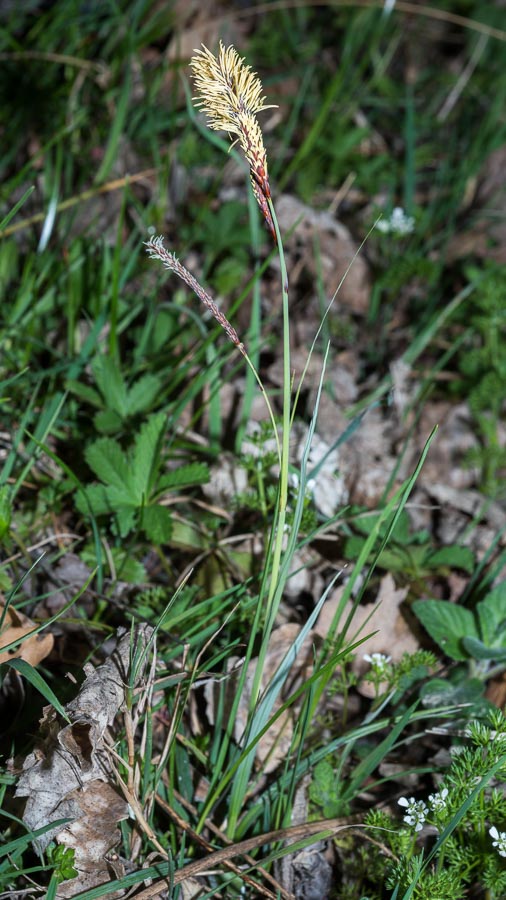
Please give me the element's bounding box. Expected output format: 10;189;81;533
144;40;445;859
6;25;502;898
145;42;300;835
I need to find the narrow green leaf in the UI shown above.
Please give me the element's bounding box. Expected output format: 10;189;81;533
94;68;131;183
343;704;417;803
0;819;72;859
0;485;12;539
5;658;69;721
0;185;35;231
477;582;506;642
45;874;59;900
462;636;506;661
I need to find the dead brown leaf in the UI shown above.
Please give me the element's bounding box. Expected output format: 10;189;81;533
274;194;371;317
338;407;400;507
315;573;419;697
15;626;153;898
0;600;54;666
56;781;128;899
446;144;506;264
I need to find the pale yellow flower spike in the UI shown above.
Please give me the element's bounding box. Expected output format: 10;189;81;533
190;43;272;127
190;41;277;242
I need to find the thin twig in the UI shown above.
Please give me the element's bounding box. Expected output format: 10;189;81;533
437;32;488;122
1;168;157;239
225;0;506;43
155;790;291;900
130;816;361;899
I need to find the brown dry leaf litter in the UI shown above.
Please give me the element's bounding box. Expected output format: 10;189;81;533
205;622;315;775
0;600;54;666
273;194;371;322
446;144;506;264
15;625;153;898
275;774;334;900
314;572;418;678
55;782;129;900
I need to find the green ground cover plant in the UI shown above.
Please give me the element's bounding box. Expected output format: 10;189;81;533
1;2;506;898
452;262;506;497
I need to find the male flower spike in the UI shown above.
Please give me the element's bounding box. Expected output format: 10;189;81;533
190;42;277;242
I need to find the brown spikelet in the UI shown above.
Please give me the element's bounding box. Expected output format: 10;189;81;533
145;236;245;353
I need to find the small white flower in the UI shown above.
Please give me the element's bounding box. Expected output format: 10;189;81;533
289;472;300;490
398;796;428;832
490;826;506;858
306;477;316;495
428;787;449;812
376;206;415;236
364;653;392;672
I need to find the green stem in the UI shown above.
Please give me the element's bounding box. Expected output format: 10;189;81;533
226;200;291;836
249;198;290;698
269;197;291;601
255;460;268;520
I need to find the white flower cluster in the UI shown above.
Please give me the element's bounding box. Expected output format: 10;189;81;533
363;653;391;675
376;207;415;236
398;796;429;832
490;826;506;858
398;788;449;832
398;791;506;861
427;787;449;812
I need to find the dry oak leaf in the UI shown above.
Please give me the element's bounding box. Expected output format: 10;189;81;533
338;406;399;508
0;600;54;666
55;781;128;899
274;194;371;315
15;626;152;898
314;573;419;697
